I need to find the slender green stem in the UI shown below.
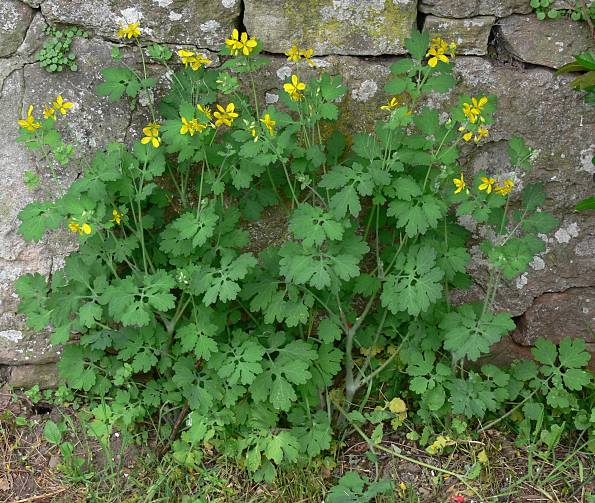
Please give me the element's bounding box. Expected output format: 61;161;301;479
479;386;542;433
350;293;377;336
344;293;378;403
363;204;376;242
249;75;260;119
383;234;407;276
443;218;451;310
136;165;149;274
166;295;192;334
135;40;157;122
357;310;388;378
375;208;384;280
358;350;399;388
300;286;337;321
333;399;482;498
281;160;300;208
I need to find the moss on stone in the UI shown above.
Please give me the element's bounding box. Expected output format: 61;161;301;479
245;0;417;55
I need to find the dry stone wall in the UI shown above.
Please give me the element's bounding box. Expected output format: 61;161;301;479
0;0;594;387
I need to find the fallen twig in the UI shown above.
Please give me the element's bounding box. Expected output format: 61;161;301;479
578;0;595;38
156;401;189;459
12;488;66;503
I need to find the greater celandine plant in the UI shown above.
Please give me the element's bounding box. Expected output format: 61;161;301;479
14;25;593;480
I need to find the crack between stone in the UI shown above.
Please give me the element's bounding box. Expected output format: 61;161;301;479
13;1;564;74
238;0;247;33
0;62;30;99
517;60;563;73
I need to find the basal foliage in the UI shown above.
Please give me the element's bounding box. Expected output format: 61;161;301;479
14;27;594;480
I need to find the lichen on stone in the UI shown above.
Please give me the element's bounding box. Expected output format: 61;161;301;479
554;222;580;244
244;0;417;55
351;79;378;102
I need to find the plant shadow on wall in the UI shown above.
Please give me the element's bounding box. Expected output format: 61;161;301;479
11;21;595;498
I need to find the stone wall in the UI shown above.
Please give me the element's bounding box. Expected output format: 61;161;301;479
0;0;594;387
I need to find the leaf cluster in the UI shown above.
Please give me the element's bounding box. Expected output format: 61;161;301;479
15;28;593;481
36;26;87;73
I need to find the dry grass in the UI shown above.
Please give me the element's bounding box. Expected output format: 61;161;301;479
0;391;593;503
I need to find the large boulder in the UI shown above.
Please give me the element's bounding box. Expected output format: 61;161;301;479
498;15;594;69
512;287;594;348
244;0;418;55
423;15;495;55
0;0;34;58
420;0;531;17
41;0;241;49
7;363;60;389
0;328;59;366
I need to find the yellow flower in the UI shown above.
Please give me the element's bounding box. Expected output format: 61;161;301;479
300;48;316;66
117;22;141;39
52;95;74;115
284;74;306;101
449;41;457;57
462;102;477;123
462;96;488;124
195;120;208;133
68;221;79;233
474;126;488;142
178;49;196;67
239;31;257;56
225;29;257;56
111;209;122;225
225;28;242;55
472;96;488;110
463;131;473;142
426;46;449;67
248;122;258;142
399;482;407;493
192;55;211;70
177;49;211;70
180;117;206;136
141;122;161;148
380;96;399;111
495;179;514;196
68;220;91;235
479;176;496;194
260;113;276;135
430;37;449;52
285;46;315;65
180;117;194;135
285;45;301;62
213;103;239;127
426;38;450;68
17;105;41;132
453;172;466;194
426;435;450;455
197;104;212;121
43;104;56;120
192;54;212;70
